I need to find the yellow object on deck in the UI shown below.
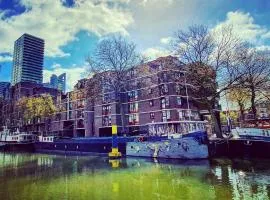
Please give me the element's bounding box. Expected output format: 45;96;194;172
112;125;117;135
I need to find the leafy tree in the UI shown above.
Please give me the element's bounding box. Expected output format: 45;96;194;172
227;87;250;122
17;94;56;124
220;111;239;125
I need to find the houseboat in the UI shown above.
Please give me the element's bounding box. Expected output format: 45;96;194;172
34;135;135;155
126;121;209;159
34;121;209;159
0;126;36;151
209;126;270;158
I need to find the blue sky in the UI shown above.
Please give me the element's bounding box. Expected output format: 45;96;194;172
1;0;270;91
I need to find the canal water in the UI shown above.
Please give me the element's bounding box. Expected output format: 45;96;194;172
0;153;270;200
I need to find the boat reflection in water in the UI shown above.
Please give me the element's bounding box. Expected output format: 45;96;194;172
0;153;270;200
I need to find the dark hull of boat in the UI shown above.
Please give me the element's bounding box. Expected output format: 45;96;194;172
34;133;209;159
0;142;35;152
34;137;135;155
209;138;270;158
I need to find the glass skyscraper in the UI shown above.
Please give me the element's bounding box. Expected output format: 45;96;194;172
11;33;44;85
49;73;66;92
0;82;10;98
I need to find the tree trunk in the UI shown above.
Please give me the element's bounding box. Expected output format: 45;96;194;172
120;102;126;135
211;110;222;138
116;90;125;135
239;102;245;127
250;86;257;121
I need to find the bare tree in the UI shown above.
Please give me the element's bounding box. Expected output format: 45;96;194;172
236;46;270;121
172;25;245;138
86;35;143;135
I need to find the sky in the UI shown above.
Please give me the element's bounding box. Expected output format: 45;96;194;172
1;0;270;92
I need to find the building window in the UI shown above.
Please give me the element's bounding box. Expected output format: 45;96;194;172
176;84;186;95
77;119;84;128
148;88;153;94
162;73;168;82
165;97;170;106
192;111;200;120
161;98;166;109
77;100;85;108
102;82;111;93
177;97;182;105
182;110;191;119
77;110;84;118
186;110;191;117
103;116;112;126
149;100;154;106
150;112;155;119
160;84;169;95
102;105;111;115
103;93;111;103
161;97;169;109
128;90;138;101
68;111;74;119
129;113;139;125
176;72;185;78
69;102;73;110
178;110;183;120
162;110;171;122
129;103;138;113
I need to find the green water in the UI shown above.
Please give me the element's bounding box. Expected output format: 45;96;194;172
0;153;270;200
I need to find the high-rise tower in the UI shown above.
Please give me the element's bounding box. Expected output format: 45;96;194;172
11;33;44;85
49;73;66;92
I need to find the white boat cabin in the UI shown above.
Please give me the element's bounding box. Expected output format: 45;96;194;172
148;120;207;137
232;127;270;138
0;126;37;143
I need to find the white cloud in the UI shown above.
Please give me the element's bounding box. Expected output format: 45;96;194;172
0;0;133;57
255;45;270;51
160;37;173;45
139;0;175;6
142;47;170;60
0;55;13;62
212;11;268;43
262;32;270;39
43;64;88;91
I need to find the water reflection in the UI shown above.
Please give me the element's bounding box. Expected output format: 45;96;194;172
0;153;269;200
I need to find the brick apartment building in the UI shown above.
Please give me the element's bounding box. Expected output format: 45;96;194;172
50;79;90;137
90;56;212;137
0;56;217;137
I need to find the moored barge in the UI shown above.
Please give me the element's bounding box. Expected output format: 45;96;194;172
209;127;270;158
